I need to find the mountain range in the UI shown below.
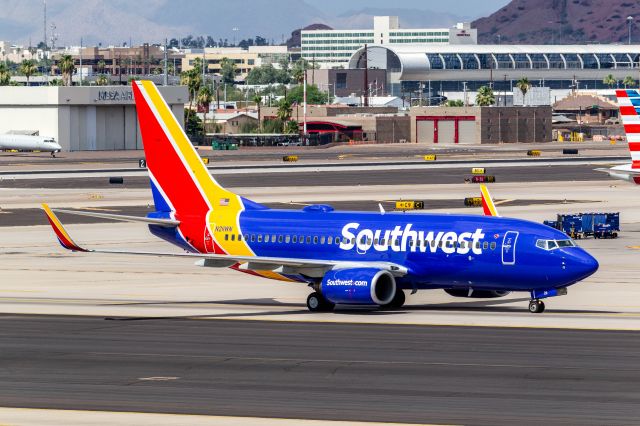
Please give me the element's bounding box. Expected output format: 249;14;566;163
0;0;466;47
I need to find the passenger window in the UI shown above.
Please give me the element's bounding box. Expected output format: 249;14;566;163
351;238;356;245
251;234;256;242
490;242;496;250
231;234;236;242
328;236;333;244
306;236;311;244
321;236;326;244
285;235;291;243
313;236;318;244
278;235;283;243
475;242;480;249
224;234;229;241
238;234;243;241
258;235;263;242
292;236;297;243
482;242;488;250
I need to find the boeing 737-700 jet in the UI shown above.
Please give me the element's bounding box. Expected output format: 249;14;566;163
42;81;598;314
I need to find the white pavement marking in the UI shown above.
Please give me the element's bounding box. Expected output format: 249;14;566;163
0;408;433;426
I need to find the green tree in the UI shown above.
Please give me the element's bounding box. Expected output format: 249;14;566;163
277;98;293;122
180;64;203;126
286;84;328;105
253;92;262;130
95;74;109;86
603;74;617;89
291;58;316;84
623;75;636;88
97;60;107;74
445;99;464;107
220;57;236;85
475;86;496;106
19;59;37;86
0;62;11;86
184;108;203;136
58;54;75;86
284;120;299;134
197;85;214;139
516;77;531;105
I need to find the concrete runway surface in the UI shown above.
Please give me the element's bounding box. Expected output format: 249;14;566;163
2;155;640;425
1;315;639;426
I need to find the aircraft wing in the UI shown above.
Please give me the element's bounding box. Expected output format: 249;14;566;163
42;204;407;277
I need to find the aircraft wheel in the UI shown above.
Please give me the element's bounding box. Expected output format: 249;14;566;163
528;300;545;314
382;289;406;309
307;292;334;312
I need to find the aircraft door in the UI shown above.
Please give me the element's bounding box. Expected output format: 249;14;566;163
501;231;519;265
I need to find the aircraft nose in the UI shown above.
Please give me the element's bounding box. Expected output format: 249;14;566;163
570;249;599;280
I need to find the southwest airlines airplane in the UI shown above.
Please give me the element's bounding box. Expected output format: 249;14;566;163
607;89;640;184
0;134;62;156
42;81;598;314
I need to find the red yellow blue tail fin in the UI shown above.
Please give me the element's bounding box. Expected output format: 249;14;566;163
131;81;256;256
616;89;640;169
480;184;499;217
41;204;88;252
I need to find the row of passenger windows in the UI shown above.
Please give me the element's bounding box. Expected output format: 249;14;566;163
224;233;497;250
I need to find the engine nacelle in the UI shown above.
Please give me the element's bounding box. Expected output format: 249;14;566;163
321;268;396;305
444;289;511;299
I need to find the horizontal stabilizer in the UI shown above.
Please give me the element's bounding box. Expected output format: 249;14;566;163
50;208;180;227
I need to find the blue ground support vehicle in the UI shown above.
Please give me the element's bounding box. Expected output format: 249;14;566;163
544;213;620;239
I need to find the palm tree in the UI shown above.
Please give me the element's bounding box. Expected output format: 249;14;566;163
180;67;202;126
95;74;109;86
19;59;37;86
197;85;214;137
291;59;308;84
623;75;636;88
253;92;262;131
97;59;107;75
0;62;11;86
277;98;293;122
516;77;531;105
58;54;75;86
475;86;495;106
603;74;617;89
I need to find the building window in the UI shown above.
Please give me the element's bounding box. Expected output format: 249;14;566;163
336;72;347;89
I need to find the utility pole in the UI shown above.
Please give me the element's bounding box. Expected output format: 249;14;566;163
163;38;168;86
303;68;307;138
363;44;369;107
79;37;83;86
628;16;634;45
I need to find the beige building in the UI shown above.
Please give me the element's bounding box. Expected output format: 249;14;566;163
0;85;188;151
182;46;292;80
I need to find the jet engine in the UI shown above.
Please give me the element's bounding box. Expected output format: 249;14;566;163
321;268;396;305
444;289;511;299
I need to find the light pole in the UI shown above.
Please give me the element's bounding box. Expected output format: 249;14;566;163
232;27;239;46
628;16;634;45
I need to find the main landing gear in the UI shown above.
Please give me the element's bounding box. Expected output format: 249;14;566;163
528;299;546;314
306;292;335;312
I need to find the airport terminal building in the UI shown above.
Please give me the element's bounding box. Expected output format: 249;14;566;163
348;44;640;96
0;86;188;151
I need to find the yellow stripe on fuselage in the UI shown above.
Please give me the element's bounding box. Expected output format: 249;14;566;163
140;81;253;257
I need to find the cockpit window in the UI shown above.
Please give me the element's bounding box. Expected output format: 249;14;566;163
536;239;575;250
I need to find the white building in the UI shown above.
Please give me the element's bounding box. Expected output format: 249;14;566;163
0;85;188;151
301;17;477;67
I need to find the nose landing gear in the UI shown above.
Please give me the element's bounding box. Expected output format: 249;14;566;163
528;299;545;314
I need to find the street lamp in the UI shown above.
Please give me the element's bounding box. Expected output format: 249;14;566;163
628;16;634;45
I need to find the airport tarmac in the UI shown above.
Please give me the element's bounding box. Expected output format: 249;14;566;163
1;154;640;424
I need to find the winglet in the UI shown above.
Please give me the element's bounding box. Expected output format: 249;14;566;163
41;204;88;252
480;185;499;217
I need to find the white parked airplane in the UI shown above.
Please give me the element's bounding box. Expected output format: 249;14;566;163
0;134;62;157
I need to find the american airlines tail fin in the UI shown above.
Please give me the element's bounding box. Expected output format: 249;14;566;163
615;89;640;169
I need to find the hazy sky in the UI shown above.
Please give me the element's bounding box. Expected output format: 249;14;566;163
308;0;511;18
